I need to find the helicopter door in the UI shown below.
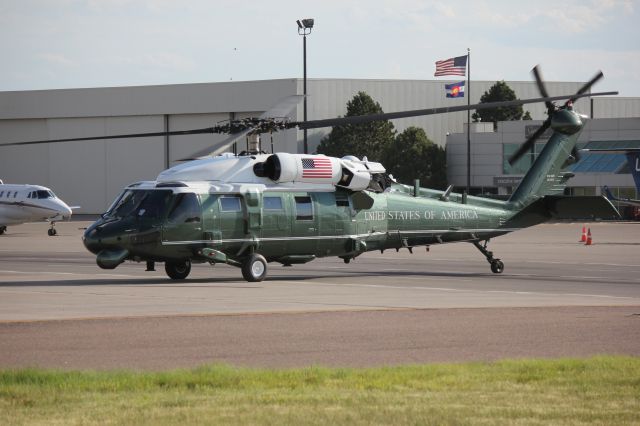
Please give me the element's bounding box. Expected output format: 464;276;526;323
261;194;287;255
291;194;319;254
162;193;203;246
218;195;246;245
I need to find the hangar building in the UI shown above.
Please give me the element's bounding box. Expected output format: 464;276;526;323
0;78;638;214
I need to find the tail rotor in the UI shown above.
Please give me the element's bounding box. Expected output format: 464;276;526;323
508;66;604;166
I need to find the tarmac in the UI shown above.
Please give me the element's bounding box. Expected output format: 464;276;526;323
0;220;639;370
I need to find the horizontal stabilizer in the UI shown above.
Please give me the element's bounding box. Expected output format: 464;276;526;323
543;196;620;220
506;195;620;228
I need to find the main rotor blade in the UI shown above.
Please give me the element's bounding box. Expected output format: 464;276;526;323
179;127;255;161
531;65;554;111
508;120;550;165
178;95;304;160
1;95;303;149
1;127;220;147
295;91;617;130
259;94;304;119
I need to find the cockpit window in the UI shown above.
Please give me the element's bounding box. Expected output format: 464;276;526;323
137;190;172;219
105;189;172;219
36;190;53;199
168;193;201;223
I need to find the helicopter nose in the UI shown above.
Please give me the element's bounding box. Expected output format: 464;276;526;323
82;220;127;254
82;226;102;254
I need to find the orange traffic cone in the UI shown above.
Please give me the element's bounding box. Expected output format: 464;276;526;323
579;226;587;242
585;228;593;246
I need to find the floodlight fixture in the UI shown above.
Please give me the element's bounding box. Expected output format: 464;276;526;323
296;18;315;153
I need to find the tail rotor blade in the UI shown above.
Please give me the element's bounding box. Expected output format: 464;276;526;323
570;71;604;103
531;65;554;111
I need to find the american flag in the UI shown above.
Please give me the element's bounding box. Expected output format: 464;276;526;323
301;157;333;178
434;55;467;77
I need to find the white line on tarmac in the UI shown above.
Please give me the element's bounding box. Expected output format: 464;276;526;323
279;280;638;300
0;270;141;278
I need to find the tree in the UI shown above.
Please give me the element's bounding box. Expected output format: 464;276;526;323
474;81;524;129
383;127;447;190
316;92;395;162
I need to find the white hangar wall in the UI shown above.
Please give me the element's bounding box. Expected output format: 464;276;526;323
0;78;632;213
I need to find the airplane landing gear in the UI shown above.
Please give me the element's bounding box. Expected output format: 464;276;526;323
473;240;504;274
47;222;57;236
0;226;6;235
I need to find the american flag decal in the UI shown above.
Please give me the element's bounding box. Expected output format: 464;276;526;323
301;157;333;178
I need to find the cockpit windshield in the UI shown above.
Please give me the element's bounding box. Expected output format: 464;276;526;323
104;189;172;219
35;190;55;199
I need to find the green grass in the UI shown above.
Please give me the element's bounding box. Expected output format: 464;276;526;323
1;356;639;425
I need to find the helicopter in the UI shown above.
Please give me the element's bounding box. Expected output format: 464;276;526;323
1;66;620;282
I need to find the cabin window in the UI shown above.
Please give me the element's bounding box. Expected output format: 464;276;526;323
294;196;313;220
0;191;4;197
220;196;242;212
13;192;18;198
168;193;201;223
263;196;283;210
335;195;350;207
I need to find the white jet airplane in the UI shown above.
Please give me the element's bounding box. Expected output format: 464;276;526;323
0;180;75;236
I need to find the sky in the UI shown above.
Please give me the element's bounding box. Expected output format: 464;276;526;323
1;0;638;97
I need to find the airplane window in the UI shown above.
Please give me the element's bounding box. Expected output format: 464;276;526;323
168;193;201;223
13;192;18;198
295;196;313;220
263;196;283;210
220;196;242;212
37;190;52;199
0;191;3;197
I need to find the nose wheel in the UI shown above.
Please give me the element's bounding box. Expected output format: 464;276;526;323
165;260;191;280
47;223;57;236
473;240;504;274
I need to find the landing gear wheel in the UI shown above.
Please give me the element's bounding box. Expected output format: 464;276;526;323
242;253;267;282
0;226;6;235
473;240;504;274
165;260;191;280
47;228;57;236
490;260;504;274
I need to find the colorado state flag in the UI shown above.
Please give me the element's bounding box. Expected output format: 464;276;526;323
445;81;465;98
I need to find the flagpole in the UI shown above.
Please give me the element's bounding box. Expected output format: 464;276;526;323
466;48;471;196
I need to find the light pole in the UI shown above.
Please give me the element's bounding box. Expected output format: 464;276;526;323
297;18;314;154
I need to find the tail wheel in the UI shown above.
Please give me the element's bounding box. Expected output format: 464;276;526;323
490;260;504;274
165;260;191;280
241;253;267;282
